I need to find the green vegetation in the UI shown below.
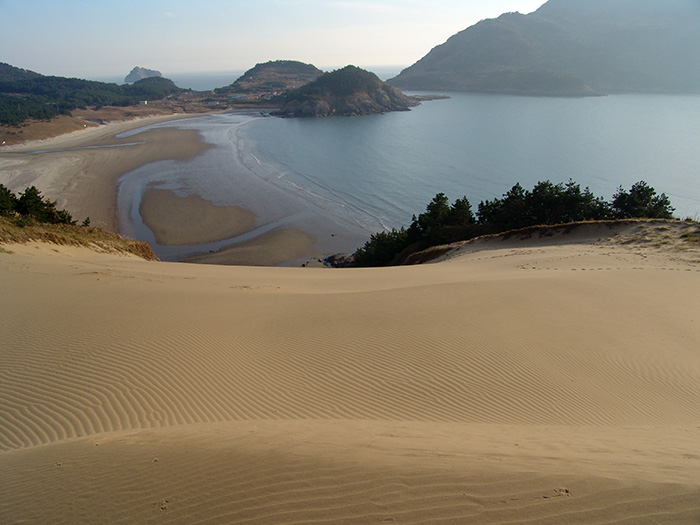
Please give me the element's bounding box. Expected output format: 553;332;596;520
352;180;675;267
0;93;55;126
0;62;41;82
215;60;323;96
274;66;419;117
0;65;181;125
0;183;157;260
292;66;384;99
0;184;77;225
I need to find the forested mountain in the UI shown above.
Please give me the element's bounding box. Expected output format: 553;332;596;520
0;63;42;82
273;66;419;117
215;61;324;95
389;0;700;96
0;65;181;126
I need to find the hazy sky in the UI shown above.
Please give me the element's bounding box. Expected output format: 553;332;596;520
1;0;544;78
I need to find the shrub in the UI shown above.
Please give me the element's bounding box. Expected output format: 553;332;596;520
2;185;75;225
352;179;674;267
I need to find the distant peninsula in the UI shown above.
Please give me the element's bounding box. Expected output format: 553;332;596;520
389;0;700;96
273;66;420;117
125;66;162;84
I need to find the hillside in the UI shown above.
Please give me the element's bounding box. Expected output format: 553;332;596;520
390;0;700;96
0;66;181;126
0;62;42;82
215;60;323;96
273;65;420;117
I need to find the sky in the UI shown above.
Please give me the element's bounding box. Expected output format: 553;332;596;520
0;0;545;79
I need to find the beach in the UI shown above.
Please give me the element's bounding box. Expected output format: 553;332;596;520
0;114;212;232
2;113;700;522
1;220;699;522
0;112;370;266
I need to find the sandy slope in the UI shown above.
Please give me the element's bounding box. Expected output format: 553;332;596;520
1;221;699;523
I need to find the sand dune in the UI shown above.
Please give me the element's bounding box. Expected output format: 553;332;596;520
1;221;699;523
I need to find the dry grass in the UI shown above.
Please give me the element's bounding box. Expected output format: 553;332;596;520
0;216;158;260
404;219;700;265
0;115;99;146
0;97;217;146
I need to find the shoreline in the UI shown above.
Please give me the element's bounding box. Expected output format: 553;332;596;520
0;113;213;231
113;112;370;266
0;111;369;266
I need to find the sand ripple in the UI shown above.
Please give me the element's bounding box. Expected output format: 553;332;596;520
1;226;699;523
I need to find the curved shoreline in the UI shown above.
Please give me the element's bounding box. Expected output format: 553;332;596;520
1;111;370;266
0;114;213;231
114;113;370;266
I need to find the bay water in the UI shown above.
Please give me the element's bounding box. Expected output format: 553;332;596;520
242;92;700;230
118;92;700;262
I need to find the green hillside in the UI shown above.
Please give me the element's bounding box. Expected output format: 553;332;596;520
274;66;419;117
0;65;181;126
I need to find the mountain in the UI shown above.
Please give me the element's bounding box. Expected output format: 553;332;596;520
125;66;162;84
0;62;42;82
273;66;420;117
389;0;700;96
216;60;323;95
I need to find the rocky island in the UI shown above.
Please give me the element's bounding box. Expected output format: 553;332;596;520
273;65;420;117
125;66;162;84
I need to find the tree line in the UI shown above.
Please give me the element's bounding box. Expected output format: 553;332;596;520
352;180;675;267
0;184;85;226
0;76;181;126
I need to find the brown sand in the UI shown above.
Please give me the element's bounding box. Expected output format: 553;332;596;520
1;113;347;266
184;227;317;266
0;114;212;231
139;187;257;246
1;221;699;523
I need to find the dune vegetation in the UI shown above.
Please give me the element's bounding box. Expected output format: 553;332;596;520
352;179;675;266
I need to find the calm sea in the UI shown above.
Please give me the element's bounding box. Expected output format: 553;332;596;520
117;91;700;262
242;92;700;231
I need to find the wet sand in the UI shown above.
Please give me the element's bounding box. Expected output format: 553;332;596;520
1;112;366;266
139;187;257;246
0;114;212;231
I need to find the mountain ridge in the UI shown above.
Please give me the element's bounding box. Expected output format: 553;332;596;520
389;0;700;96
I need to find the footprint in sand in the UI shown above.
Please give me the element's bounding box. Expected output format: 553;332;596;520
153;500;169;512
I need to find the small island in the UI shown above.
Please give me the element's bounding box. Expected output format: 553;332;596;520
272;65;420;117
125;66;162;84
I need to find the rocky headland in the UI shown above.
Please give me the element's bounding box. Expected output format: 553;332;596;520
125;66;162;84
